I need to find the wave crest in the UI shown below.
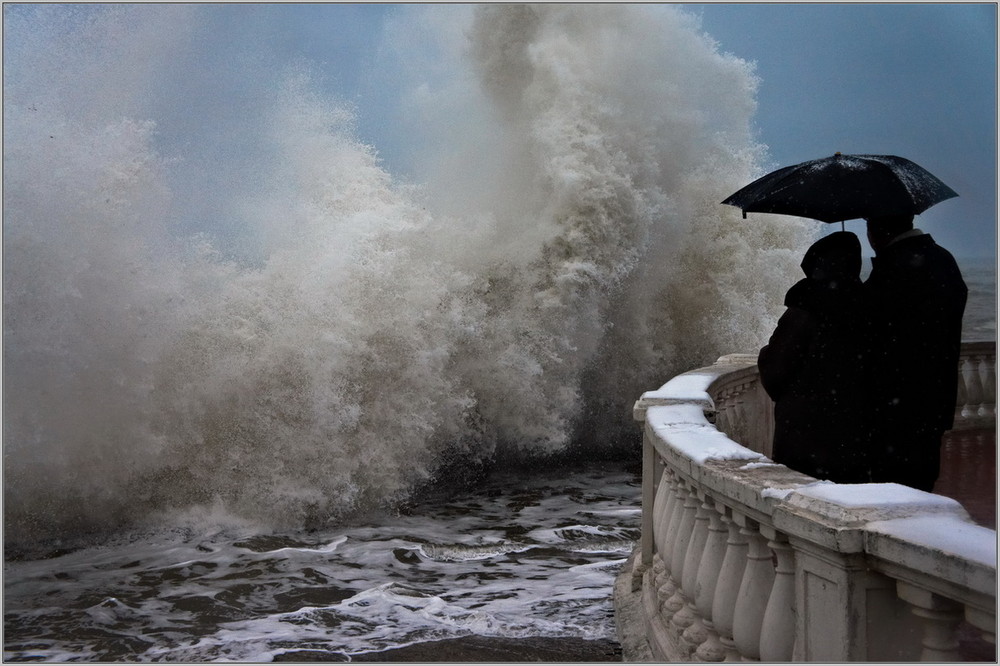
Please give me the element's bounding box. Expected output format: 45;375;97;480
3;4;815;545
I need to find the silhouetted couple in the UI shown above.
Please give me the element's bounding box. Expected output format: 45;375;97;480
757;215;968;491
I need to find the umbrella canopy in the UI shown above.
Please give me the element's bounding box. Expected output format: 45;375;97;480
722;153;958;223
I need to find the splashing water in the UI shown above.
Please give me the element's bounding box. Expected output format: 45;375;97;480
3;4;816;548
3;461;642;661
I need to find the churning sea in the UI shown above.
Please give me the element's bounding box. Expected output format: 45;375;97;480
4;461;641;662
4;260;993;664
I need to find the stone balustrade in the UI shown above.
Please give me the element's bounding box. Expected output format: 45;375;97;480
955;341;997;430
615;342;997;662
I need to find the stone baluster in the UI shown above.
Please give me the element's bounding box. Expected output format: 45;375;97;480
677;495;713;655
896;582;963;662
670;484;698;585
651;469;675;595
962;354;985;420
733;517;775;661
711;509;748;661
980;354;996;418
640;438;660;574
652;468;672;556
661;480;696;622
955;358;968;423
965;605;997;649
662;485;699;635
693;496;730;662
653;562;672;614
730;382;748;444
651;556;667;601
727;384;743;438
759;528;796;662
661;474;688;567
657;474;687;616
716;387;732;435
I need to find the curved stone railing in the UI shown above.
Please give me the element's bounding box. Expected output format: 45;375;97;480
615;342;996;662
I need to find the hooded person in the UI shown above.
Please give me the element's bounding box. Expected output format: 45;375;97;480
757;231;871;483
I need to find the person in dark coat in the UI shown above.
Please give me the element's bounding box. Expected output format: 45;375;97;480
757;231;871;483
863;214;968;491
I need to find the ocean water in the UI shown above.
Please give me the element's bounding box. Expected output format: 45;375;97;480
4;461;640;662
3;5;994;662
959;257;997;342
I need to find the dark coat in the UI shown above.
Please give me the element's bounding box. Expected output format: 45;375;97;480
758;232;871;483
863;233;967;489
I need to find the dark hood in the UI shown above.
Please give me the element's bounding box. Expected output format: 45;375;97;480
800;231;862;282
785;231;863;312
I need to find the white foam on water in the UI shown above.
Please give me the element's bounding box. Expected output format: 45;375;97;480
418;541;534;562
4;463;642;661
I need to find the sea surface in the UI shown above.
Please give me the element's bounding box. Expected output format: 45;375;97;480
959;256;997;342
4;461;641;662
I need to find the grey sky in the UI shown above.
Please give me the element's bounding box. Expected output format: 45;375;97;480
12;3;993;258
690;3;997;258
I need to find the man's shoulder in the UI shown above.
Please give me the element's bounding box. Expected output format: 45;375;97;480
917;234;965;269
890;233;959;263
883;234;968;297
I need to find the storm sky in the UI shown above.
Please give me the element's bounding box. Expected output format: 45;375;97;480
692;3;997;258
7;3;997;257
238;2;996;257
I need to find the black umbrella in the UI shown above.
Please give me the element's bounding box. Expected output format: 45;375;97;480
722;153;958;223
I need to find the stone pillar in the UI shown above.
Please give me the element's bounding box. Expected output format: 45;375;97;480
981;354;997;419
640;436;658;570
666;488;702;644
657;477;686;619
657;472;681;566
678;496;713;655
962;354;985;420
783;536;901;661
733;517;774;660
770;486;936;662
966;604;997;648
716;388;732;435
759;528;796;662
670;486;699;587
693;497;730;662
955;363;968;424
897;582;963;662
712;508;748;661
652;468;671;561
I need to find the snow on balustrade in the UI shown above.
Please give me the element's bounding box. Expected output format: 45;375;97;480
646;405;764;465
867;515;996;573
614;343;997;662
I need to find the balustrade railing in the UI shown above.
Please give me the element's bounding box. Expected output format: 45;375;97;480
956;341;997;430
616;342;996;662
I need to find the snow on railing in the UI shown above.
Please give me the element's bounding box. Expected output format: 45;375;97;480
616;343;996;662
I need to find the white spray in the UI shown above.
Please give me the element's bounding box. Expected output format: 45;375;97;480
3;4;815;545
